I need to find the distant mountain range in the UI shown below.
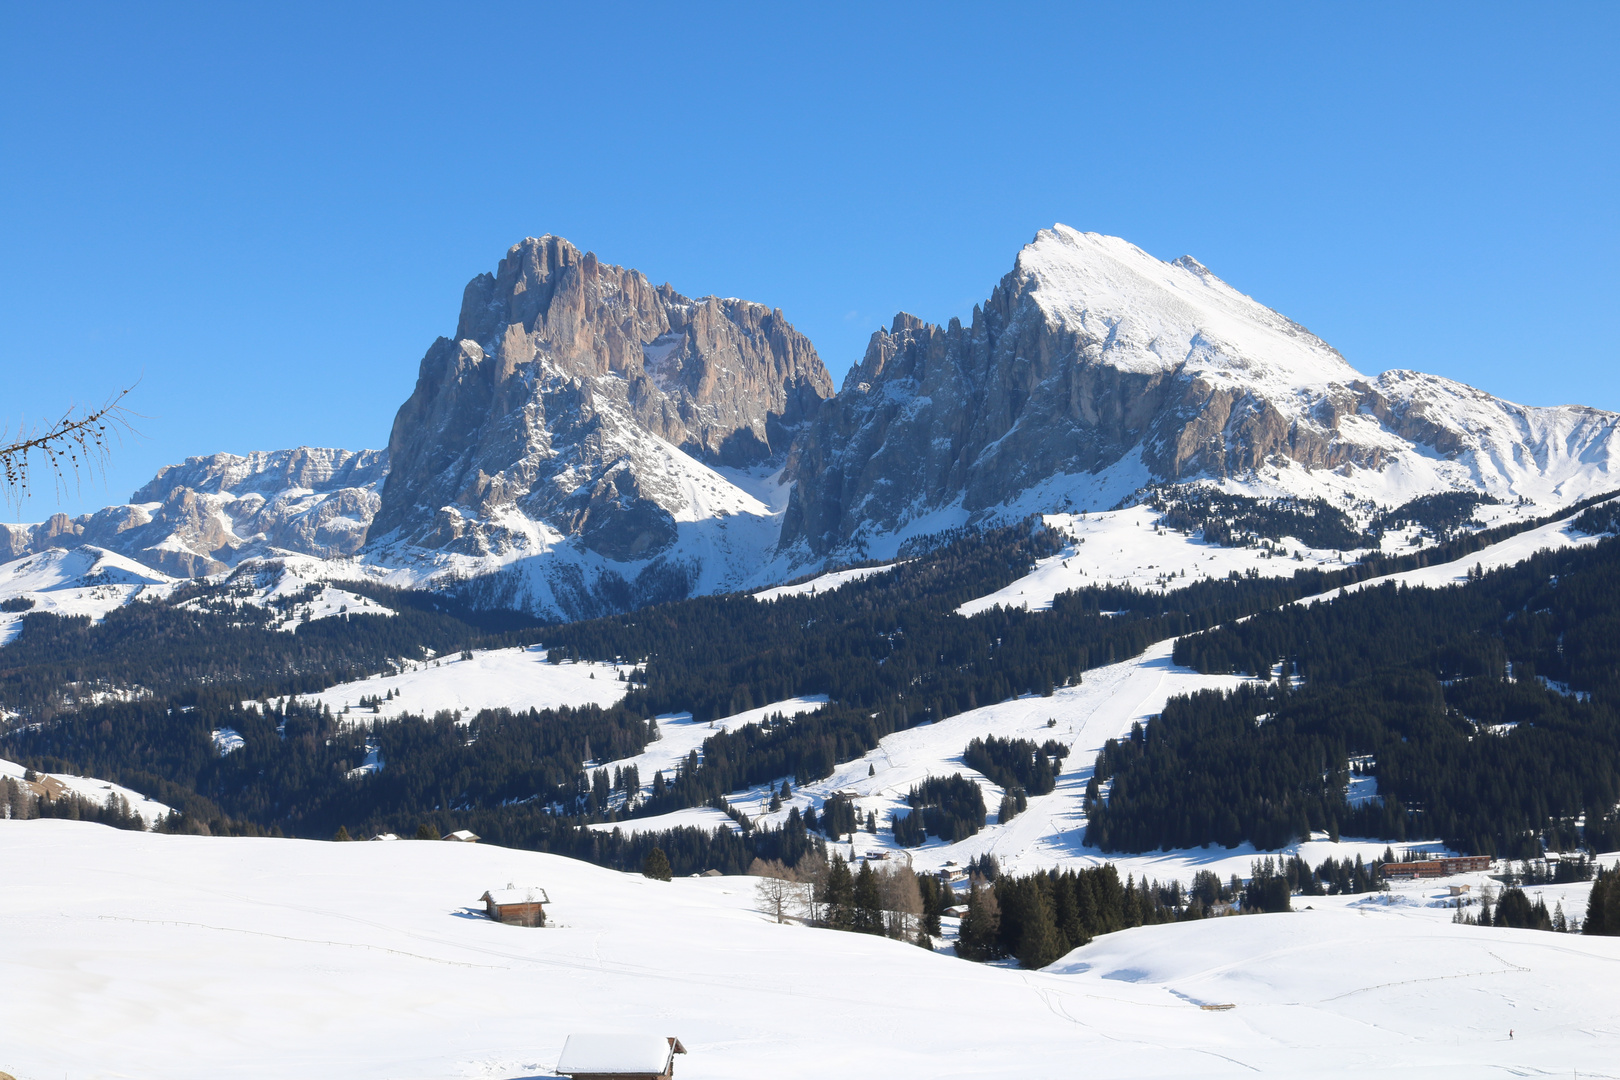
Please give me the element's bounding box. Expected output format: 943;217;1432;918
6;226;1617;618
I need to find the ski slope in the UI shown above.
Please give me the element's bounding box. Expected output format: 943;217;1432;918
728;638;1254;876
1330;511;1605;598
294;647;631;722
1;820;1616;1080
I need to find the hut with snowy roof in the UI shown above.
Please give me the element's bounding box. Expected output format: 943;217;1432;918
479;886;550;927
556;1034;687;1079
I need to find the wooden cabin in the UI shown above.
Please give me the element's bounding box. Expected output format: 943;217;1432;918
480;886;550;927
556;1034;686;1079
442;829;480;843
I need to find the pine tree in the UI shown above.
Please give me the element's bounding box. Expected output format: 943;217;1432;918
1015;881;1065;970
643;847;673;881
332;825;352;841
1585;868;1618;936
824;855;855;930
956;880;1001;961
853;861;884;935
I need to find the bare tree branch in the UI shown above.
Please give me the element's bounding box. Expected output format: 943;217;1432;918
1;385;140;505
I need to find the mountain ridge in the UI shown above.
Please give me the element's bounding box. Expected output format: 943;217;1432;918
4;226;1616;616
780;226;1619;557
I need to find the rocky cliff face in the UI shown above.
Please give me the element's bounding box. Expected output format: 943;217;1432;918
369;235;833;562
782;227;1620;556
0;448;385;577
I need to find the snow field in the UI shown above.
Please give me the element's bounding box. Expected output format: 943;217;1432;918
726;517;1620;895
3;820;1618;1080
730;639;1253;878
957;505;1362;615
1326;511;1604;599
291;647;632;725
752;563;900;602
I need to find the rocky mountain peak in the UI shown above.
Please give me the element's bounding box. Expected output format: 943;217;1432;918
781;225;1620;557
370;236;833;562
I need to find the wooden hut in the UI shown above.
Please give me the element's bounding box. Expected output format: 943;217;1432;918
480;886;550;927
442;829;480;843
556;1034;687;1079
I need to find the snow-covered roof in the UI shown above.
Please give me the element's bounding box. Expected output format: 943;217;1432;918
443;829;479;842
483;887;549;906
556;1034;682;1076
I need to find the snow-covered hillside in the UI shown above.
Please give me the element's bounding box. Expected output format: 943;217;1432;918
294;647;632;723
0;757;173;826
0;546;177;645
752;562;900;602
646;516;1619;885
956;506;1359;615
1;820;1615;1080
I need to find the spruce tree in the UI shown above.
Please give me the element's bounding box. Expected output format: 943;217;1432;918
1015;882;1065;970
824;855;855;930
956;880;1001;961
642;847;673;881
853;861;884;935
1585;869;1616;935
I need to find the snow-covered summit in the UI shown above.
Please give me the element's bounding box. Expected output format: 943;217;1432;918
781;225;1620;557
1017;226;1359;389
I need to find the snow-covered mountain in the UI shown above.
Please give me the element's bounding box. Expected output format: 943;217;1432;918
0;447;384;576
4;227;1617;617
782;226;1620;557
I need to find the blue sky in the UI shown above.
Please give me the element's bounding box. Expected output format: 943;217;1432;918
2;3;1616;518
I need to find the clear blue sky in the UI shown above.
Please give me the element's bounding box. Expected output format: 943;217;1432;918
3;2;1616;518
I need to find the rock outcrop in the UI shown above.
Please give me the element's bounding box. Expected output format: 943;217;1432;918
370;235;833;561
